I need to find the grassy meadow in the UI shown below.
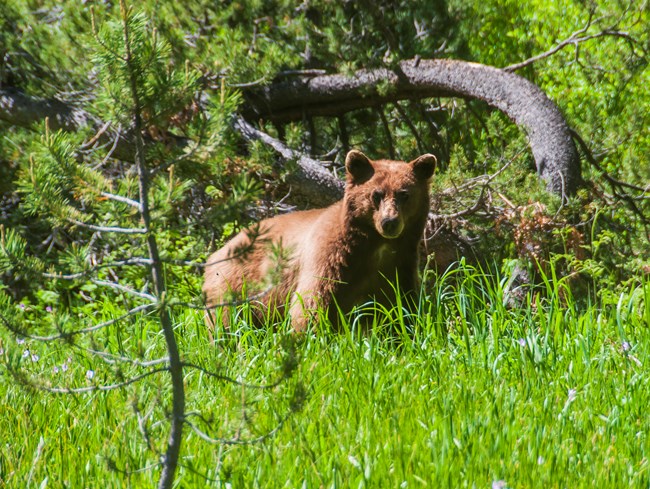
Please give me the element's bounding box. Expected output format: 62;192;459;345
1;264;649;488
1;1;648;488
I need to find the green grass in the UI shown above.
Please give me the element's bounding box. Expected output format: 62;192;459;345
1;264;649;488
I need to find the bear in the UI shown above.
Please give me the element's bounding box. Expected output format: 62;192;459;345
203;149;436;332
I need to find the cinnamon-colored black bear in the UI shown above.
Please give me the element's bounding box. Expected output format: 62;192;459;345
203;150;436;331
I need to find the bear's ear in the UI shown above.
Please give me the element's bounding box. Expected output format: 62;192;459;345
345;150;374;184
410;154;437;181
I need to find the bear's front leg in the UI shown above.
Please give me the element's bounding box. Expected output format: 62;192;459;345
288;275;336;332
288;292;322;332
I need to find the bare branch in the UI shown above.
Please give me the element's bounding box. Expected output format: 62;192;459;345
67;218;147;234
171;284;273;312
135;402;158;454
570;128;650;236
80;121;111;149
91;279;157;302
40;256;207;282
42;257;154;280
242;58;581;199
184;414;291;446
105;460;162;476
99;191;143;212
0;303;157;341
430;187;486;220
9;366;169;394
430;148;524;221
2;54;583;202
274;69;329;78
181;362;286;390
505;30;640;72
504;7;646;73
176;463;222;484
393;102;427;155
78;346;169;367
376;107;396;159
232;116;344;207
570;129;649;194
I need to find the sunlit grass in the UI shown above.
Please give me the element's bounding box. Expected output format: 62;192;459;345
1;264;649;487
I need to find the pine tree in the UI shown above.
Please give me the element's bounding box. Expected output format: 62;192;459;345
0;2;300;487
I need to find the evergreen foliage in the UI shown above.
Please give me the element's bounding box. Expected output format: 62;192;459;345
0;0;648;486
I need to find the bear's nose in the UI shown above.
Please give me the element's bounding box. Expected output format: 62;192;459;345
381;217;400;236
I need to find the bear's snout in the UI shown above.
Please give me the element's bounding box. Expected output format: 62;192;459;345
379;215;404;239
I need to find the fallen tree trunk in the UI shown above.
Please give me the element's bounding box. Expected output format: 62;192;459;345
232;116;344;207
1;58;581;203
243;58;581;200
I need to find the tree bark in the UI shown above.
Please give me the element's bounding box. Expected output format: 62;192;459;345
243;58;581;200
233;116;344;207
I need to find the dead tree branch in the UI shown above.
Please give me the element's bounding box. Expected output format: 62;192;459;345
241;58;581;200
232;116;344;207
505;9;647;72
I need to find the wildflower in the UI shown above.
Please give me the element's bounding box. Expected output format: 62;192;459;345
16;338;25;345
53;366;60;374
621;341;631;352
0;347;4;355
86;369;95;380
19;303;26;310
537;456;545;465
62;363;69;372
518;338;526;347
31;353;40;362
567;388;577;402
22;349;30;358
45;306;53;313
492;481;508;489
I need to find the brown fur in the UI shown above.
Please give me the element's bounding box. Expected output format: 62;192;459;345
203;150;436;331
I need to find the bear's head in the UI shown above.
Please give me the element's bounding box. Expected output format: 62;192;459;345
344;150;436;239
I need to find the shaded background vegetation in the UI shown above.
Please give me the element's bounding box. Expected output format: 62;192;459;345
0;0;649;486
1;0;648;299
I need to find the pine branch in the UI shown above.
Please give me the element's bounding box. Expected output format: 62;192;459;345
115;3;185;487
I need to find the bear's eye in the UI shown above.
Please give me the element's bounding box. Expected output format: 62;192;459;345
372;190;384;207
395;190;410;203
